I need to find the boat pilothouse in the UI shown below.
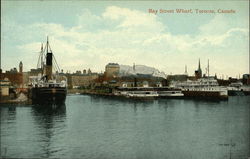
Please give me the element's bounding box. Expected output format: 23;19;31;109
171;77;228;100
29;37;67;104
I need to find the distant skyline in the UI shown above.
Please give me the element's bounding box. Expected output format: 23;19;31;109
1;0;249;78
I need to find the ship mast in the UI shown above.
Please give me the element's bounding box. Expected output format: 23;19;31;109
41;43;43;70
47;36;49;54
36;43;45;75
185;65;188;75
208;59;209;77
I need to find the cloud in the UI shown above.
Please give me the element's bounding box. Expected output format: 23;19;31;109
2;6;249;77
103;6;165;32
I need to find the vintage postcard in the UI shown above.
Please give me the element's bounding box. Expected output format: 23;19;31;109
1;0;249;159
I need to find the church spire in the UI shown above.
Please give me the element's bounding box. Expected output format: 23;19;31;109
195;58;202;79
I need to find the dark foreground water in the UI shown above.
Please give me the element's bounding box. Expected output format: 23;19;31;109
0;95;249;159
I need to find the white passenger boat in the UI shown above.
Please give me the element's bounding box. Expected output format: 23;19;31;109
171;77;228;100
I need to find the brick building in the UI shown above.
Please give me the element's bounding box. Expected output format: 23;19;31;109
104;63;120;78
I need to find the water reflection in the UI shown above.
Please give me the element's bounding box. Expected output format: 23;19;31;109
0;105;17;121
1;95;249;159
32;103;66;116
89;95;157;114
31;104;66;158
89;95;155;105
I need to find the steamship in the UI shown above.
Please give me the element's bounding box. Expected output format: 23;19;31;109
29;37;67;104
172;78;228;100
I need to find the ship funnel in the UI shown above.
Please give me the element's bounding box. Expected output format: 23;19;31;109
46;53;53;80
45;37;53;80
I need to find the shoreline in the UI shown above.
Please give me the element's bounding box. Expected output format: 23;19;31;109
4;87;250;104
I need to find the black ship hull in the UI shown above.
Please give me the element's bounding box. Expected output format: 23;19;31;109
31;87;67;104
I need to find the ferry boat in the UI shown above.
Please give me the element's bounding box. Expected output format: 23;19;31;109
29;37;67;104
172;78;228;100
115;87;184;99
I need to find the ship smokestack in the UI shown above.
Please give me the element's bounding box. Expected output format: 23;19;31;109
46;53;53;80
45;37;53;80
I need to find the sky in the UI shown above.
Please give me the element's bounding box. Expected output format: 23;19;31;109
1;0;249;78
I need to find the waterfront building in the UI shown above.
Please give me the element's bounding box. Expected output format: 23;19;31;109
0;70;23;88
61;71;99;89
167;74;188;82
28;68;43;76
0;78;10;96
105;63;120;77
71;73;99;88
6;68;18;73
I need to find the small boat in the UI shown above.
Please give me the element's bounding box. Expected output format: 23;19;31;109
29;37;67;104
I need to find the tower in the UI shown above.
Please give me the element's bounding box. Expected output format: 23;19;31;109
19;61;23;73
195;59;202;79
133;63;136;73
184;65;188;75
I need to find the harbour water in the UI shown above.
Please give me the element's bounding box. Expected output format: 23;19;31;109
0;95;249;159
